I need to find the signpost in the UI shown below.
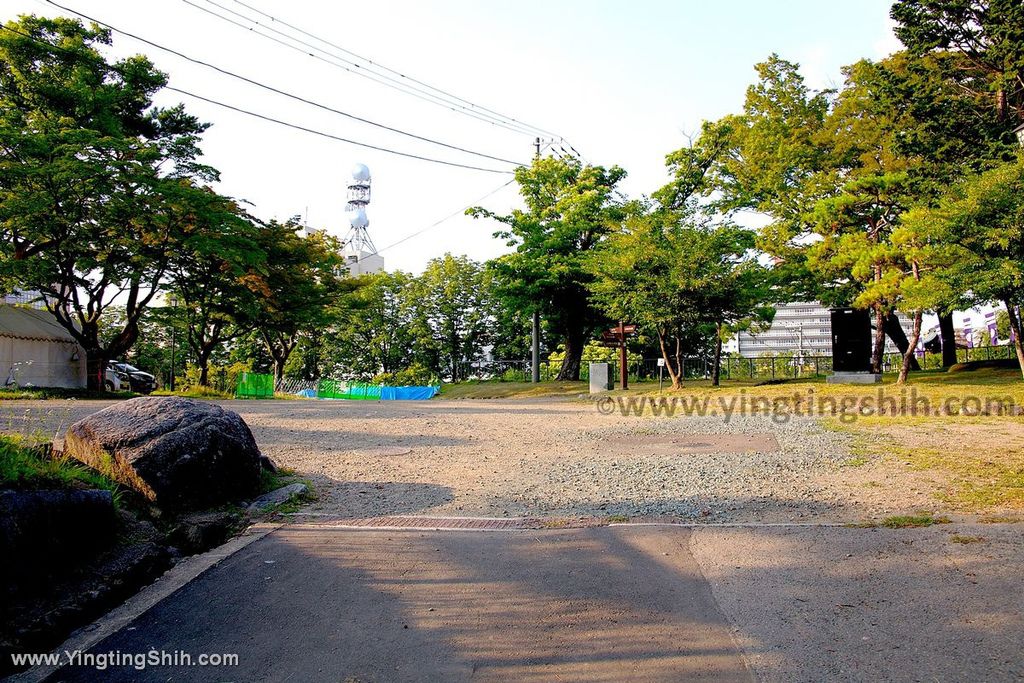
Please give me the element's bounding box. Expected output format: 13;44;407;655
657;357;665;391
598;322;636;390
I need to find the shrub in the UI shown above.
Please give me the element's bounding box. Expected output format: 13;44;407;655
372;362;438;386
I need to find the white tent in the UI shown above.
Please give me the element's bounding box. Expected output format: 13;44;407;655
0;305;86;388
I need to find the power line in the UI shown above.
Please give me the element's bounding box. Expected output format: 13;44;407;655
223;0;563;140
42;0;526;167
165;87;514;173
0;23;514;174
354;179;516;263
180;0;542;137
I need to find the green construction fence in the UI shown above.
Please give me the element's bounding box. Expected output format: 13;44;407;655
235;371;274;398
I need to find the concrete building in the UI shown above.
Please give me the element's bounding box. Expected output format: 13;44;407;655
725;301;913;358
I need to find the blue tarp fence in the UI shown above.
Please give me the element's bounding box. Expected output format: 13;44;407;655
310;379;439;400
380;385;440;400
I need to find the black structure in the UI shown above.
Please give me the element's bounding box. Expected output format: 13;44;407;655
830;308;872;372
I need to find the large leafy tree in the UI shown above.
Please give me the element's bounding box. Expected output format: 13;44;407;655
168;197;266;386
665;52;1007;376
331;270;419;379
469;156;627;380
414;254;492;382
906;157;1024;377
0;16;218;388
589;210;773;388
892;0;1024;127
234;220;349;383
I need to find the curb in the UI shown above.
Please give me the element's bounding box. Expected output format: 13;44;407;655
5;523;281;683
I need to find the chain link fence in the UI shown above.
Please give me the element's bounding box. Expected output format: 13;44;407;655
455;344;1018;383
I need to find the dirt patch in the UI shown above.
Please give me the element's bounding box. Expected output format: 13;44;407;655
603;433;779;454
1;399;965;524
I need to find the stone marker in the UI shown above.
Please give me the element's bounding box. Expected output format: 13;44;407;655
589;362;613;393
65;397;269;511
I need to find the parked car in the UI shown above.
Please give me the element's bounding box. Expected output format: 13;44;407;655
105;361;157;394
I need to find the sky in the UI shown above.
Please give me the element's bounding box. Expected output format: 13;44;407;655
7;0;902;274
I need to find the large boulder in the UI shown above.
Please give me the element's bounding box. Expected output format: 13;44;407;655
64;397;267;511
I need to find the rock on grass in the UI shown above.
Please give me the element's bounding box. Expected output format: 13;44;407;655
64;397;268;511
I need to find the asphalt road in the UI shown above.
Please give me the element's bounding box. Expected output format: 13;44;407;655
31;521;1024;682
49;525;751;683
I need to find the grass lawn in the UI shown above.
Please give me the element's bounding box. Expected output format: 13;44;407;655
439;380;590;399
0;434;120;498
0;387;138;401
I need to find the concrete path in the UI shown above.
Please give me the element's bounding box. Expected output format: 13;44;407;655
39;522;1024;682
49;525;752;682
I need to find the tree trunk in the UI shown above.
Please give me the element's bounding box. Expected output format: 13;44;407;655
197;349;212;386
272;355;286;385
657;329;681;390
86;348;108;391
896;310;923;385
712;323;723;387
1002;299;1024;380
871;304;885;374
556;331;584;381
884;313;921;371
938;312;958;368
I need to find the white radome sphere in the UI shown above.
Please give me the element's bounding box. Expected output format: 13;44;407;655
348;207;368;228
351;163;370;182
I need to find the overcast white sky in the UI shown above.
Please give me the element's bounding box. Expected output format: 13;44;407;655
8;0;901;273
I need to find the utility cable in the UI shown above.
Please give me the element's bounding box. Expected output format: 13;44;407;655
42;0;526;166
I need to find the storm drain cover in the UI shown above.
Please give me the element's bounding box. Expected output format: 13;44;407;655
603;433;779;454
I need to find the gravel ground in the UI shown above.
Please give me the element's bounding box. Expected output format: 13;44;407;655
690;523;1024;682
1;397;943;522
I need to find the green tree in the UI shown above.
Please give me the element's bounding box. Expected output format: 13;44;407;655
168;196;266;386
234;220;349;383
0;16;218;388
332;270;419;379
891;0;1024;127
589;210;772;388
906;157;1024;377
414;254;492;381
469;156;627;380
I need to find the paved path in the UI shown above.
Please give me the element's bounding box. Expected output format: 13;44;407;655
33;521;1024;682
50;525;752;682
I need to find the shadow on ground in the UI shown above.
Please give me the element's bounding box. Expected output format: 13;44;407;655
49;525;752;682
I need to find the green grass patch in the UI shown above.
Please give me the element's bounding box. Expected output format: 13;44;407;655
275;487;316;514
0;387;138;400
152;386;232;400
259;465;300;494
949;534;985;544
440;380;587;399
0;435;122;503
880;514;951;528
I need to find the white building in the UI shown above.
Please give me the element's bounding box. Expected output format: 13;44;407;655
725;301;913;358
0;304;86;388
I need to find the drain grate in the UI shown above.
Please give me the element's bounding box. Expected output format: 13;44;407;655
315;516;533;530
